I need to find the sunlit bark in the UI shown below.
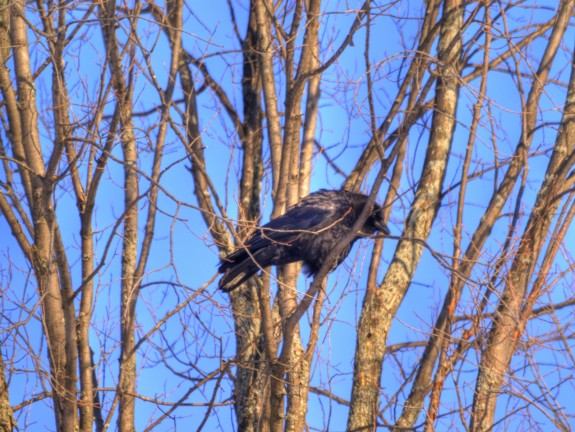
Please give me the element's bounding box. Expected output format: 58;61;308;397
348;1;463;429
1;1;575;431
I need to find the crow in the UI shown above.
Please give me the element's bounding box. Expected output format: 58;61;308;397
218;189;390;292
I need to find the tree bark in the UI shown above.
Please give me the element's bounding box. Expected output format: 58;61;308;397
347;1;463;429
9;1;79;429
470;3;575;429
99;1;141;430
0;355;14;432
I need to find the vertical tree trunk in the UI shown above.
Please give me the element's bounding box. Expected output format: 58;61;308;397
347;1;463;429
9;1;79;429
470;4;575;429
0;355;14;432
231;4;268;430
396;5;490;428
99;1;140;429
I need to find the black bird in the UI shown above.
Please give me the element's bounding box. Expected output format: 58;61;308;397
218;189;390;292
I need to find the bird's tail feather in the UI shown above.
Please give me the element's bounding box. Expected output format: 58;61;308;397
218;268;258;292
218;249;265;292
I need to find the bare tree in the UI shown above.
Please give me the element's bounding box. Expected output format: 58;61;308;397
1;1;575;431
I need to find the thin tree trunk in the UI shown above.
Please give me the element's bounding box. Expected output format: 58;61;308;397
99;1;140;429
254;0;283;202
344;0;442;192
0;355;14;432
470;4;575;429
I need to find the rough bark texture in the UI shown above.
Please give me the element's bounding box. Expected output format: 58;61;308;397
229;5;268;430
99;1;141;430
2;1;575;430
0;355;14;432
470;3;575;429
347;1;463;429
9;1;78;430
395;4;489;428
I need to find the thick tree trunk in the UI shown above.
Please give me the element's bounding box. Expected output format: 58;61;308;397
9;1;79;429
347;1;463;429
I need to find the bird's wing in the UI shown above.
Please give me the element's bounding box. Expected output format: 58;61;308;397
245;203;338;251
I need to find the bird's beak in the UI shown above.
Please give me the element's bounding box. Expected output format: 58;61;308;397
374;220;391;235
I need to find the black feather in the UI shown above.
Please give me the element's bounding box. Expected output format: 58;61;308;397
218;189;390;292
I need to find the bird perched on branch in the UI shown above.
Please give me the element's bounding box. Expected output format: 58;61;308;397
218;189;390;292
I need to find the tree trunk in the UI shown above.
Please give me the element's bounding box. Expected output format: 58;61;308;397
348;1;463;429
0;355;14;432
470;3;575;429
99;1;141;429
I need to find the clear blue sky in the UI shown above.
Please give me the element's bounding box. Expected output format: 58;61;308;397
2;1;575;430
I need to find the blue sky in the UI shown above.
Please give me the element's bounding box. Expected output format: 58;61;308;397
2;1;575;430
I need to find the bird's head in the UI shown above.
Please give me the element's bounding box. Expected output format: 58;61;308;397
371;204;391;236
